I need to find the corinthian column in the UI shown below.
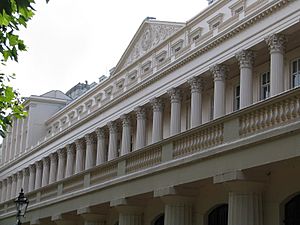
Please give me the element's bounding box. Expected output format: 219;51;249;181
150;98;164;143
134;106;147;150
121;114;131;156
117;206;143;225
265;34;287;96
188;77;203;128
75;139;86;173
35;161;42;189
41;157;50;187
16;171;23;195
11;174;17;198
65;144;76;177
28;164;36;192
1;180;7;202
57;149;66;181
210;64;227;119
6;177;12;200
236;50;255;108
108;121;118;161
22;168;30;193
49;153;58;183
168;88;182;136
85;133;96;170
95;128;107;165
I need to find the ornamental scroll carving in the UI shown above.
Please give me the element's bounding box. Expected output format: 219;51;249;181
124;23;183;67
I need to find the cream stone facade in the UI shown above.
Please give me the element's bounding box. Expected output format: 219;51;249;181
1;0;300;225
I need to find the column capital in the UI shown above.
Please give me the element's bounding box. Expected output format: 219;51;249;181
188;76;203;93
42;157;50;166
95;127;106;139
23;167;30;176
84;133;96;145
35;161;43;169
210;64;228;81
66;144;76;155
121;114;131;127
29;164;36;173
17;171;23;179
7;176;12;183
12;174;17;182
107;121;118;134
134;106;146;120
50;152;58;161
2;179;7;185
235;50;255;68
57;148;66;159
265;33;287;53
75;139;85;150
167;88;182;103
150;98;164;112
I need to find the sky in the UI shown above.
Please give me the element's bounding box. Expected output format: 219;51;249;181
5;0;209;97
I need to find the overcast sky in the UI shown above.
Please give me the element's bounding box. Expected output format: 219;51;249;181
5;0;208;97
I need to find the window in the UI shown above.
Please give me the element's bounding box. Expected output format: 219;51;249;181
152;214;164;225
260;72;270;100
208;204;228;225
291;58;300;88
233;84;240;111
284;194;300;225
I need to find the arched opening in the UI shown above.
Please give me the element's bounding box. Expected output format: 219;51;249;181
152;213;165;225
208;204;228;225
284;194;300;225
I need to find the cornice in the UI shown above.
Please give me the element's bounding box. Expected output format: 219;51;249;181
0;0;294;173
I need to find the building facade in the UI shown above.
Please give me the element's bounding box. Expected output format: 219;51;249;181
1;0;300;224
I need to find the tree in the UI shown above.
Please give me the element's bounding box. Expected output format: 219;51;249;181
0;0;45;137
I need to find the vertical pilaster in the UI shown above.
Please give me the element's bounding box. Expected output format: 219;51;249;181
210;64;227;119
188;77;203;128
265;34;287;96
57;149;66;181
34;161;42;190
1;137;6;165
49;153;58;183
41;157;50;187
95;128;107;165
236;50;255;108
16;171;23;195
5;127;12;162
22;168;30;193
65;144;76;177
108;121;118;161
11;174;17;198
10;119;17;160
121;114;131;156
15;119;21;157
28;164;36;192
1;180;7;202
75;139;86;173
18;119;24;154
168;88;182;135
85;133;96;170
135;106;147;150
150;98;164;143
117;206;143;225
6;177;12;200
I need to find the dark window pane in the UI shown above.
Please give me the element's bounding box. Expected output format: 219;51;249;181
208;204;228;225
284;194;300;225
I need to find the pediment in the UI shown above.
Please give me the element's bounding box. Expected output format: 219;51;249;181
113;19;185;75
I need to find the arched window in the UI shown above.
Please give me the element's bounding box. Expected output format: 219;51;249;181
152;214;164;225
284;194;300;225
208;204;228;225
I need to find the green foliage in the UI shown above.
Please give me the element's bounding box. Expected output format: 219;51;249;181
0;0;42;138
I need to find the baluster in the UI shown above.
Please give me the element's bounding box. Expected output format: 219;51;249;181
290;97;297;119
296;95;300;117
254;111;260;132
250;113;255;133
285;99;292;120
239;117;245;136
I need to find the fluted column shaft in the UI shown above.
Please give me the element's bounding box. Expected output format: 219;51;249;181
227;182;263;225
163;196;193;225
49;153;58;183
108;121;118;161
85;134;96;170
188;77;203;128
95;128;107;165
135;107;146;150
16;172;23;195
1;137;6;165
168;88;182;135
117;206;143;225
15;119;21;157
1;180;7;202
57;149;66;180
35;161;42;189
22;168;30;193
6;177;12;200
5;128;12;162
66;144;76;177
75;139;85;173
121;115;131;156
11;174;17;198
150;98;163;143
80;214;106;225
28;165;36;192
211;64;227;119
42;157;50;186
265;34;287;96
10;119;17;160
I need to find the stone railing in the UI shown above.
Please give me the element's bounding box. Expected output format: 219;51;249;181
0;87;300;218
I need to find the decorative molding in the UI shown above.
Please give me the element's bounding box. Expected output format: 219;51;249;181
188;77;203;93
150;98;164;112
235;50;255;68
265;33;287;53
168;88;182;103
210;64;228;81
121;114;131;127
134;106;146;120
